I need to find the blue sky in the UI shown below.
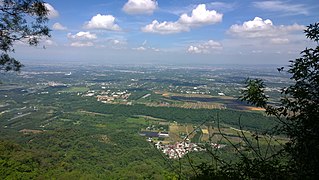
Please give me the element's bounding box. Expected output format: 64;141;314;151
15;0;319;65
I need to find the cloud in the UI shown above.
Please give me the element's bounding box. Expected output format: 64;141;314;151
67;32;97;40
133;46;146;51
253;1;309;15
52;23;67;30
16;36;57;47
123;0;158;15
84;14;121;31
251;50;263;53
208;2;236;11
70;42;94;47
44;3;59;19
142;20;188;34
179;4;223;26
221;17;308;56
228;17;304;38
132;41;161;51
187;40;223;54
270;38;289;44
43;39;57;46
112;39;121;45
132;46;160;52
67;31;96;47
109;39;127;46
67;31;97;47
142;4;222;34
151;47;160;52
187;46;201;54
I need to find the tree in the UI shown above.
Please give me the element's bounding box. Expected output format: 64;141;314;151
240;22;319;178
0;0;50;72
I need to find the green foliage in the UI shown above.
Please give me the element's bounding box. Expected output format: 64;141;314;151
240;79;268;108
193;157;291;180
0;108;177;179
0;53;22;71
305;22;319;42
0;140;43;179
281;22;319;178
0;0;50;72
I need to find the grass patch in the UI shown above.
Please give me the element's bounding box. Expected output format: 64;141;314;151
59;86;90;93
126;117;149;125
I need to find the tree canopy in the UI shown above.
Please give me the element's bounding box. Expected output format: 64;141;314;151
0;0;50;72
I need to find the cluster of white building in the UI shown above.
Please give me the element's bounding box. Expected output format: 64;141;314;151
154;141;226;159
97;91;131;103
82;89;131;103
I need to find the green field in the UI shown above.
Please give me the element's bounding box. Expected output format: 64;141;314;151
59;86;90;93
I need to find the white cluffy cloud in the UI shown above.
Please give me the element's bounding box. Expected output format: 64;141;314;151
142;20;187;34
253;1;309;15
84;14;121;31
187;40;223;54
142;4;222;34
52;23;67;30
44;3;59;19
67;31;96;47
179;4;223;26
123;0;158;15
67;32;97;40
228;17;304;38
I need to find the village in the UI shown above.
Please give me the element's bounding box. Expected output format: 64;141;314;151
155;140;225;159
82;89;132;104
139;122;226;159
